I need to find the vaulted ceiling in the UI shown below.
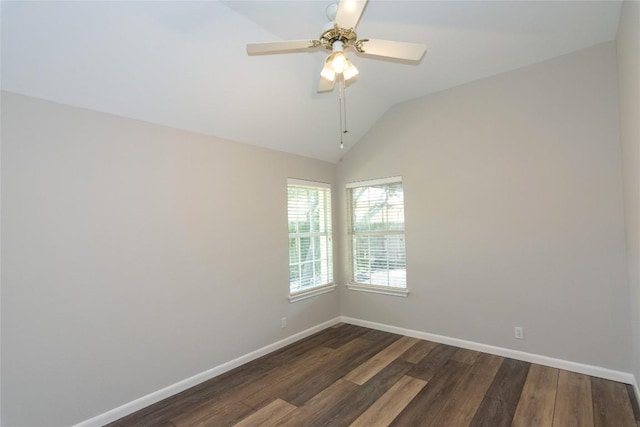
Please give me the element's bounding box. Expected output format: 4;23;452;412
1;1;622;163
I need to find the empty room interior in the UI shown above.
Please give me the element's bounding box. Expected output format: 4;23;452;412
1;0;639;426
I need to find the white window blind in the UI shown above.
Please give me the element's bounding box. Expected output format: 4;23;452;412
348;177;406;289
287;179;333;296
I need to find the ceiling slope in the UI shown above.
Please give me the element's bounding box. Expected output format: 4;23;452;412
1;1;622;163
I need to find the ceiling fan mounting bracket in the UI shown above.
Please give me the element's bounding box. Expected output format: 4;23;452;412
319;24;358;50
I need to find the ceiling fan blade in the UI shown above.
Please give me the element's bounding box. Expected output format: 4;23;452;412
357;39;426;61
246;40;316;55
335;0;368;30
317;75;336;93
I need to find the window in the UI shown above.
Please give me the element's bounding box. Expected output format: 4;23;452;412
347;176;407;296
287;179;334;301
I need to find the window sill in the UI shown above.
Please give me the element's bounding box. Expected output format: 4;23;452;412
289;284;336;303
346;283;409;297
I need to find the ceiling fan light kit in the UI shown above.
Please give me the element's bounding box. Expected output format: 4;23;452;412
342;59;359;80
320;59;337;82
246;0;426;148
322;40;359;82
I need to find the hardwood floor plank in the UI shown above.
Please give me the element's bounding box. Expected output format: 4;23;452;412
240;345;336;408
626;384;640;423
232;399;297;427
110;420;175;427
107;414;171;427
430;353;504;427
278;379;358;426
255;325;338;364
469;396;515;427
592;377;636;427
171;399;253;427
344;336;419;385
169;345;335;425
469;358;530;427
313;359;415;427
552;370;594;427
106;363;265;426
407;343;459;381
512;364;559;427
399;339;439;364
323;324;371;349
485;358;530;404
278;337;374;406
390;360;470;426
451;348;481;365
227;324;341;375
280;324;348;352
282;333;402;406
107;370;255;427
350;375;427;427
360;329;402;342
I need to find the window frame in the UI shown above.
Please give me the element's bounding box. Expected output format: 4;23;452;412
287;178;335;302
346;176;408;297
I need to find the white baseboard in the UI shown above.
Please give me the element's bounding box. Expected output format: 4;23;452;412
341;316;636;385
73;317;342;427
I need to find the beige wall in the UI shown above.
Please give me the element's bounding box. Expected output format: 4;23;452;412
0;92;338;426
336;42;631;372
1;21;637;426
617;0;640;390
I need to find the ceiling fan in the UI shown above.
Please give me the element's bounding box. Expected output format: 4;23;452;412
246;0;427;92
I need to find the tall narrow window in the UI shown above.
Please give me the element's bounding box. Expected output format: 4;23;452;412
287;179;334;301
347;176;407;296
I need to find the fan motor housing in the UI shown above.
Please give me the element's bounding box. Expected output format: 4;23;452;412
319;25;358;50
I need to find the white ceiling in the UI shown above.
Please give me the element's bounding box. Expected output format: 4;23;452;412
1;1;623;163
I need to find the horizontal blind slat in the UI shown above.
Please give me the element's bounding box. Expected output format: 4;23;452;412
288;180;333;293
349;180;406;288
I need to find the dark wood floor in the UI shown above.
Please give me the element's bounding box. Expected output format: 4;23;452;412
108;323;640;427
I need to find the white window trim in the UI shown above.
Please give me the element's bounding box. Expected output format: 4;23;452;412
346;282;409;297
287;178;333;301
346;175;402;189
347;176;408;295
289;283;336;303
288;178;331;189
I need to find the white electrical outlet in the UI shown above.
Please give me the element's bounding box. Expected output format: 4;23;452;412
514;326;524;339
281;317;287;328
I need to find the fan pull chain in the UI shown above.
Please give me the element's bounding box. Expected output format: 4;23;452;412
338;76;348;150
